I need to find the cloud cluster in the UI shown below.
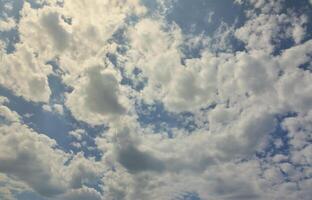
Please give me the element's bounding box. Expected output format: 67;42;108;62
0;0;312;200
0;98;103;199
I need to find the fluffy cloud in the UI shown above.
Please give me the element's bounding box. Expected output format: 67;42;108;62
1;0;312;199
1;0;146;103
0;123;68;196
235;1;308;52
89;1;312;199
0;102;103;199
18;0;146;77
66;65;129;125
0;17;15;31
0;45;52;102
0;102;67;196
94;107;276;199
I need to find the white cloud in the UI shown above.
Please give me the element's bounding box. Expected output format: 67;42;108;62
0;173;27;200
235;13;283;53
0;0;146;103
0;96;20;124
94;108;277;199
292;24;306;44
0;17;15;31
0;45;52;102
1;0;312;199
125;19;222;112
0;104;104;199
0;123;68;196
0;105;20;124
0;96;8;104
69;129;86;141
17;0;146;75
86;2;312;197
42;104;53;112
235;2;308;52
96;15;312;199
53;104;64;115
66;65;129;125
43;104;64;115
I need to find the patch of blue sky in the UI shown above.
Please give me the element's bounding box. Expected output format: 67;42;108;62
0;0;22;53
26;0;49;9
0;28;19;53
256;113;297;159
273;1;312;55
0;85;72;148
120;67;147;92
283;1;312;53
105;47;148;92
47;61;105;159
270;0;312;56
46;60;73;103
165;0;246;58
284;0;312;22
140;0;159;10
175;192;201;200
109;25;130;46
165;0;245;35
0;0;23;19
298;61;312;72
254;114;311;184
15;191;46;200
136;101;198;136
0;84;103;160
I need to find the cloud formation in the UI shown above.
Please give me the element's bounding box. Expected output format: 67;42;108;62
0;0;312;200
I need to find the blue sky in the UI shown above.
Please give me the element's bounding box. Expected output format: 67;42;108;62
0;0;312;200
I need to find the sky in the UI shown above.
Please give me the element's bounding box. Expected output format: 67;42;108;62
0;0;312;199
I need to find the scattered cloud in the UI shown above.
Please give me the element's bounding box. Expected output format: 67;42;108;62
0;0;312;200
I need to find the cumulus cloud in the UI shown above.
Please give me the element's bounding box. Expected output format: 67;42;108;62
0;98;20;124
89;1;312;199
40;11;70;51
66;65;128;125
0;124;68;196
0;103;103;199
113;127;166;174
0;45;52;102
0;0;146;103
0;17;15;31
1;0;312;199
